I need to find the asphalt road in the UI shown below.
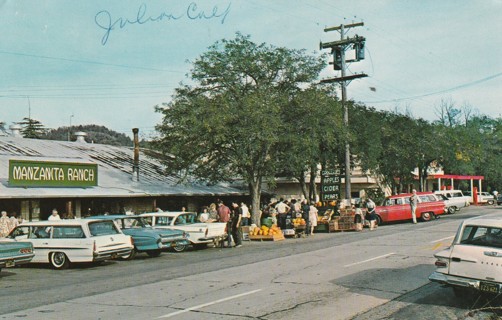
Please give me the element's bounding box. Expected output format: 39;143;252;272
1;205;501;320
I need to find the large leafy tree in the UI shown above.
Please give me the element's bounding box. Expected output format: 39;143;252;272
17;117;47;139
154;34;325;223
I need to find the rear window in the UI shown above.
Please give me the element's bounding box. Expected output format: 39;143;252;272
459;225;502;249
88;221;120;236
53;226;85;239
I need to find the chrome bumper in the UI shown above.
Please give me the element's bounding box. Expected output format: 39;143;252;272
0;253;35;267
429;271;500;291
93;247;133;261
158;239;190;249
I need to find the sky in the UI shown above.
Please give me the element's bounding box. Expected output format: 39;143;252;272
1;0;501;139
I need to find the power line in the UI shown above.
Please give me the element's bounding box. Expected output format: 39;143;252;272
363;72;502;104
0;50;185;73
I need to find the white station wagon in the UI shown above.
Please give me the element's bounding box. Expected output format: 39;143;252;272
429;215;502;297
8;219;134;269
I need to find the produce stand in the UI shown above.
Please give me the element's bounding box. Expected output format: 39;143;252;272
315;208;335;233
248;225;285;241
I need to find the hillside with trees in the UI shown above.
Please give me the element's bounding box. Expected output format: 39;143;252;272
43;124;133;146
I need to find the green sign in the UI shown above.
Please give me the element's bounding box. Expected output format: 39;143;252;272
9;160;98;187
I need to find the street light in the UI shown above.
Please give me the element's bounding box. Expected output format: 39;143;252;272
68;114;74;141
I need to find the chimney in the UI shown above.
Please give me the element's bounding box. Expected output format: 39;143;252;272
9;124;22;138
132;128;139;182
74;132;87;143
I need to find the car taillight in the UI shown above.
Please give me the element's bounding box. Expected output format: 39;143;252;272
435;260;448;268
19;248;32;254
205;228;208;237
93;240;96;252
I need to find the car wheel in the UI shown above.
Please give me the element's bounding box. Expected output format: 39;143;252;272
447;206;456;214
50;252;70;270
421;212;432;222
146;250;162;258
120;249;137;261
487;200;494;205
172;243;188;252
375;215;382;226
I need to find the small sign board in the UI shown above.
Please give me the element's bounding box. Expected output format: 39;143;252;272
9;159;98;187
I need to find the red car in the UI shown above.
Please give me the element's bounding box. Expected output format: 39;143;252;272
374;192;445;225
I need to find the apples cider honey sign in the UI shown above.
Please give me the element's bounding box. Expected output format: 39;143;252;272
321;168;341;201
9;159;98;187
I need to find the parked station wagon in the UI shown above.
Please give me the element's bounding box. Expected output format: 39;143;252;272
434;190;470;214
0;239;35;273
429;215;502;297
375;192;446;224
90;215;190;257
8;219;134;269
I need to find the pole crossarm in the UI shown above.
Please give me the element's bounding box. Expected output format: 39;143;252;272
320;36;365;50
321;73;368;84
324;22;364;32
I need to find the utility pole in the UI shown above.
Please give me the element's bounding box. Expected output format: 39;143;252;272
320;21;367;204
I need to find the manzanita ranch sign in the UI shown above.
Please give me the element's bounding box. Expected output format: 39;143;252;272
9;160;98;187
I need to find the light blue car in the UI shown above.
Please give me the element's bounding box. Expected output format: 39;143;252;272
0;239;35;273
90;215;190;259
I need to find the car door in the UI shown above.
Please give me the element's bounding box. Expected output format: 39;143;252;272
448;225;502;284
29;225;52;263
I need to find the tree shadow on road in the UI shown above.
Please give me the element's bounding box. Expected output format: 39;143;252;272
331;264;501;319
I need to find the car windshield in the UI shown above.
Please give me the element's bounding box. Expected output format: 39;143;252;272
119;217;150;229
459;225;502;249
88;221;120;236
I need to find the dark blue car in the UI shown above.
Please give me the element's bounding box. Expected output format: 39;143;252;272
90;215;190;259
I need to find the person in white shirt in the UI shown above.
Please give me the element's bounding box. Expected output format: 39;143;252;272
240;202;250;226
275;198;290;229
48;209;61;221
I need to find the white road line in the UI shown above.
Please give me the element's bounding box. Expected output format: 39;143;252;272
430;236;454;244
157;289;262;319
344;253;395;268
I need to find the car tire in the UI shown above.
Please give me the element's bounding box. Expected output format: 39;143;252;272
120;249;137;261
50;252;70;270
421;212;432;222
487;200;494;205
447;206;456;214
375;215;382;226
146;250;162;258
172;243;188;252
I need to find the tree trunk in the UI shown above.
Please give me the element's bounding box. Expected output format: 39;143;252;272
297;171;309;200
249;179;262;227
309;164;318;202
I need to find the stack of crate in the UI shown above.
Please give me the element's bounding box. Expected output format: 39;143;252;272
329;209;355;232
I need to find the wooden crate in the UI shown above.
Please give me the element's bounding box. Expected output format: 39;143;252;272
329;219;355;232
249;233;285;241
